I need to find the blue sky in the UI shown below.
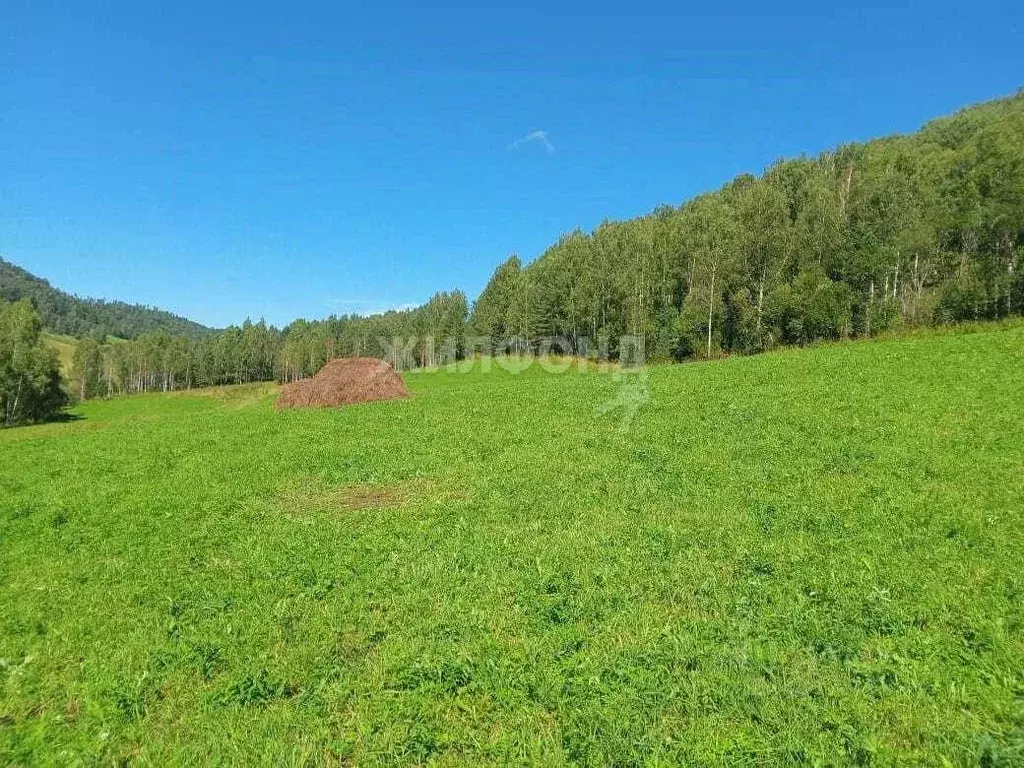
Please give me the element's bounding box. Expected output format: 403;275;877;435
3;1;1021;328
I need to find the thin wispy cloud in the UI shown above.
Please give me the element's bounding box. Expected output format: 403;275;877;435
510;130;554;154
330;299;419;317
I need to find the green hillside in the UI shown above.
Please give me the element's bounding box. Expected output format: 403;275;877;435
469;90;1024;361
41;331;125;378
40;331;76;375
0;258;211;340
2;323;1022;763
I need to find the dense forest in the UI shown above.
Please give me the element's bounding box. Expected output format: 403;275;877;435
5;90;1024;404
0;258;211;340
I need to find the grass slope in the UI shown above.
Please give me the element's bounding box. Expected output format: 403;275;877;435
41;331;77;376
2;325;1023;764
43;332;127;378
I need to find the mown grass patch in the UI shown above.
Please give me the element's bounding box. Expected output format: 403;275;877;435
276;476;453;517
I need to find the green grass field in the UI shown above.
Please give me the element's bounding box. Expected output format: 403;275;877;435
2;324;1024;765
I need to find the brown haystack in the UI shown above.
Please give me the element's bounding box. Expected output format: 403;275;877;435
276;357;409;410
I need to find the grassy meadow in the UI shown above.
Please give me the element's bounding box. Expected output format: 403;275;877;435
2;324;1024;765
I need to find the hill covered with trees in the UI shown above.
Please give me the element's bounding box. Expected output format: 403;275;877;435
0;258;211;340
15;89;1024;401
470;89;1024;359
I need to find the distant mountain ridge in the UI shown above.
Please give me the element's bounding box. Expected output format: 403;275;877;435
0;258;212;340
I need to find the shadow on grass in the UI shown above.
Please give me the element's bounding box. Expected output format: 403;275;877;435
52;411;86;423
1;411;85;430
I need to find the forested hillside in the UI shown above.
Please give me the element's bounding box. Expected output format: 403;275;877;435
0;258;211;340
41;90;1024;398
471;89;1024;358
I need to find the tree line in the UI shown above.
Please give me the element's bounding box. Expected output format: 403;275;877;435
69;91;1024;399
68;291;471;399
470;91;1024;359
4;90;1023;416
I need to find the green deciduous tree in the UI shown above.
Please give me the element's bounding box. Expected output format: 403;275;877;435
0;299;67;426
